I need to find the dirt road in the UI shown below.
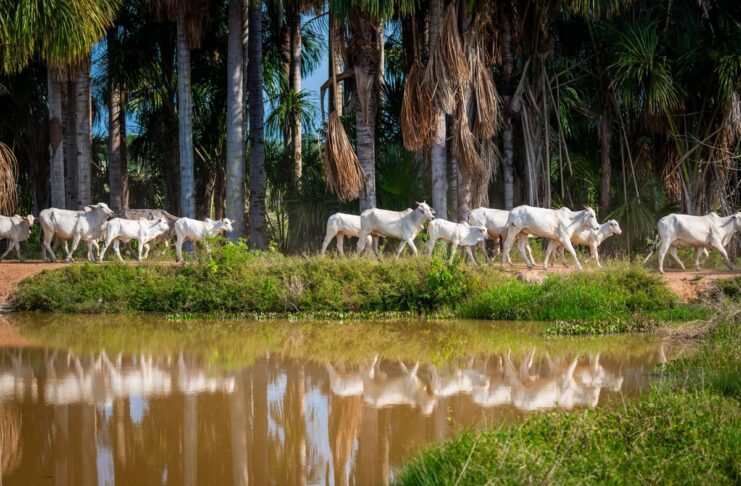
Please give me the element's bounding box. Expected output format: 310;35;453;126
0;262;59;309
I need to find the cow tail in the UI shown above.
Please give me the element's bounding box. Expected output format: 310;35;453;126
643;232;659;263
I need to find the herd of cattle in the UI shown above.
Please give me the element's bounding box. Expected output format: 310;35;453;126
0;201;739;273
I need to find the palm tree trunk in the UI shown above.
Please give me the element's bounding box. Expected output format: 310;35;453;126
599;106;612;218
226;0;245;240
429;0;447;219
356;100;377;211
63;80;78;209
47;68;66;208
329;17;343;116
108;29;127;213
248;2;266;249
289;6;302;183
176;10;196;219
501;5;515;210
75;60;92;206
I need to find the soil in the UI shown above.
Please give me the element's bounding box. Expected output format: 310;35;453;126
0;261;59;309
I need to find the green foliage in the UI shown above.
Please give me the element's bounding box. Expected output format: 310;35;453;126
714;277;741;301
460;267;676;321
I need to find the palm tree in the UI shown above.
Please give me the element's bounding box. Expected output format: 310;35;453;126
429;0;447;219
226;0;245;240
75;57;92;206
248;0;267;249
107;26;128;213
1;0;119;209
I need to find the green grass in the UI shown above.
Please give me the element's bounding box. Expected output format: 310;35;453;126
394;320;741;485
13;244;688;321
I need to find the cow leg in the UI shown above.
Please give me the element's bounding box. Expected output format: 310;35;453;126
447;242;459;264
142;242;151;260
113;241;125;262
522;238;536;268
320;231;334;256
0;240;14;261
137;240;145;262
176;237;185;263
465;246;479;266
554;233;581;271
406;238;419;256
693;248;705;271
426;236;437;257
590;243;602;268
66;235;82;262
669;247;686;270
501;227;520;267
356;230;370;256
477;240;491;264
336;234;345;257
99;240;111;262
394;240;407;258
657;239;672;274
42;233;56;263
709;238;733;270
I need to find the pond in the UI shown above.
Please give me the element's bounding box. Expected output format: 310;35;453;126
0;314;685;486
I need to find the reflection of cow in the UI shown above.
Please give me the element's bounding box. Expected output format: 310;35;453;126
0;351;37;400
324;360;376;397
472;356;511;408
428;364;489;397
361;358;436;415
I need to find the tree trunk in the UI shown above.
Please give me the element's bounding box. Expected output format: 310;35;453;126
598;107;612;218
75;60;92;206
108;29;127;213
289;5;302;183
64;80;78;209
429;0;447;219
176;10;196;219
226;0;245;240
329;17;343;116
501;5;515;210
47;68;66;208
120;91;128;209
248;2;266;249
356;96;377;211
214;161;225;219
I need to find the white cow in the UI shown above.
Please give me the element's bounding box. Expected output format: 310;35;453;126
362;360;436;415
174;217;234;263
0;214;35;261
357;202;436;257
98;218;171;262
501;205;600;271
320;212;375;257
425;219;488;264
467;208;534;265
39;203;114;262
644;212;741;273
550;219;623;268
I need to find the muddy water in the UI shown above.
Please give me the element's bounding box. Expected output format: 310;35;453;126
0;315;684;486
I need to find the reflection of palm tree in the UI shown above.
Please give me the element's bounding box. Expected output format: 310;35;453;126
328;393;363;486
250;357;269;485
229;372;248;486
284;364;307;485
80;403;98;486
0;404;22;482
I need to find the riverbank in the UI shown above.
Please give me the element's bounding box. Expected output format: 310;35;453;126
6;251;738;320
394;318;741;485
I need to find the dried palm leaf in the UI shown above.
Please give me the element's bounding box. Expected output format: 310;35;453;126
0;142;18;215
467;40;501;139
324;112;365;201
471;138;500;207
401;60;436;151
452;101;484;181
423;4;470;115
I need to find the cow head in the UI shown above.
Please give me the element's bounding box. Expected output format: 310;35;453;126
218;218;234;234
606;219;622;236
85;202;115;218
153;218;170;235
415;201;435;220
24;215;36;227
733;212;741;232
474;225;488;242
582;206;599;230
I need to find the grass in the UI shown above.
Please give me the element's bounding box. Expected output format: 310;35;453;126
394;319;741;485
13;243;703;322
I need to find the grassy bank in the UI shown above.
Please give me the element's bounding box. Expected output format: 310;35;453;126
394;320;741;485
12;246;693;319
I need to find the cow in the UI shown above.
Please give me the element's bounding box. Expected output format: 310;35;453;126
467;207;535;265
39;203;114;262
501;205;600;271
362;359;436;415
320;212;375;257
119;208;179;256
644;212;741;273
357;202;436;258
550;219;623;268
98;218;171;262
174;217;233;263
0;214;35;261
425;219;489;264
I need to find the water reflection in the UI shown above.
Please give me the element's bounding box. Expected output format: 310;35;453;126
0;317;682;486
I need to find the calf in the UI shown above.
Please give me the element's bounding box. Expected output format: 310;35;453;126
39;203;114;262
119;208;179;255
357;202;435;258
644;212;741;273
550;219;622;268
0;214;35;261
320;212;375;256
99;218;171;262
174;217;233;263
467;207;534;265
501;205;600;271
425;219;488;264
